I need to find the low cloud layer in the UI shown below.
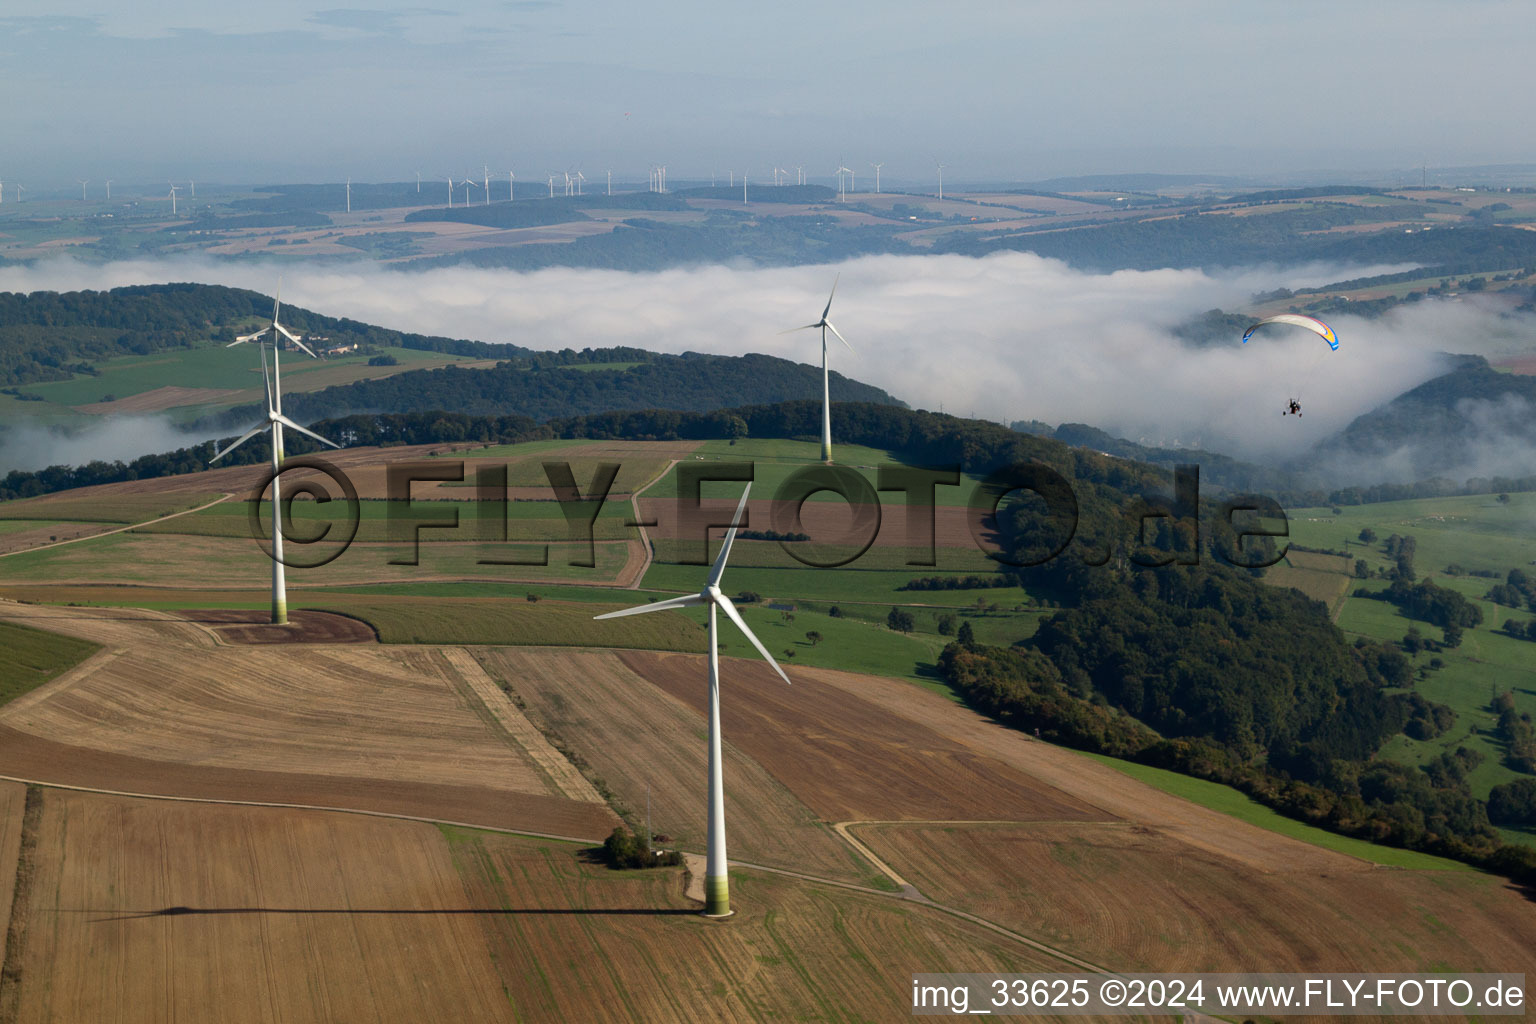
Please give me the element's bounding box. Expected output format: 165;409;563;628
2;253;1530;483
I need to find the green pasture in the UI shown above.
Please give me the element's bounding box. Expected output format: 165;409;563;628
1287;492;1536;577
0;620;102;707
1337;582;1536;805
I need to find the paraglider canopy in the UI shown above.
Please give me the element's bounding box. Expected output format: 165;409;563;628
1242;314;1338;351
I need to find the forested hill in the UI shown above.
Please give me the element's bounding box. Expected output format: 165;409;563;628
196;352;902;430
1315;356;1536;481
0;283;531;386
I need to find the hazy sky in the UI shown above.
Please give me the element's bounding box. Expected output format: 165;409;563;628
4;1;1535;185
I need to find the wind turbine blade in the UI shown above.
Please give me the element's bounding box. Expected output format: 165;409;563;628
275;414;341;449
825;321;853;351
231;327;270;345
260;345;274;410
716;594;791;685
211;424;266;463
778;324;820;335
821;273;840;320
276;325;317;358
706;484;752;588
593;593;707;620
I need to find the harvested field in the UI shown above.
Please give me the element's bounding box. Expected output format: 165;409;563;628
474;648;878;885
0;781;24;971
0;603;616;838
72;385;246;414
859;821;1536;975
0;521;115;555
781;661;1376;876
447;824;1062;1023
0;533;634;589
180;609;377;644
11;791;514;1024
617;650;1105;823
1264;563;1354;616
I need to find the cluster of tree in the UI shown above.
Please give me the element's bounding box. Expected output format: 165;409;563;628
1498;618;1536;643
736;529;809;542
1367;578;1483;637
1404;692;1457;740
886;607;915;632
1487;778;1536;825
599;826;681;869
898;575;1015;591
1486;568;1536;611
1492;692;1536;774
1316;472;1536;509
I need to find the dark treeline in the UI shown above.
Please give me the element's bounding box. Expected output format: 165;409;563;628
198;352;901;433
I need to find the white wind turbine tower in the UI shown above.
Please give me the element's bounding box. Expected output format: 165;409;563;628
508;170;515;201
345;177;351;213
168;185;179;214
936;163;944;205
606;169;611;196
796;165;803;186
417;170;422;193
212;285;339;625
547;174;555;198
576;171;585;195
105;180;113;200
446;175;454;207
483;166;490;205
462;177;477;205
78;180;90;201
871;163;882;194
781;274;853;463
188;180;195;199
593;484;789;918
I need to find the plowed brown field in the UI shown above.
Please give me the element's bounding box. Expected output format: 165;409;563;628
474;648;878;885
0;603;616;838
617;650;1106;823
0;781;24;970
858;821;1536;975
446;823;1063;1024
11;790;513;1024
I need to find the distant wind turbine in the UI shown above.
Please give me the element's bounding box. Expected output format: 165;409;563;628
936;163;944;205
213;283;338;625
447;175;454;208
168;185;179;215
462;177;476;205
593;484;790;919
508;170;515;202
781;274;853;463
483;166;490;205
416;170;421;193
345;177;351;213
78;179;90;201
871;163;882;194
105;180;113;200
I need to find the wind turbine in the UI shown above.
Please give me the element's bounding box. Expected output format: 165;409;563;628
576;171;585;195
781;274;852;463
936;163;944;205
13;184;23;203
447;175;454;208
168;185;179;215
105;180;113;200
483;166;490;205
416;170;422;193
606;169;611;196
593;485;789;918
212;285;337;625
345;177;351;213
871;163;882;194
508;170;515;201
188;180;195;199
78;179;90;201
547;174;555;198
462;177;476;205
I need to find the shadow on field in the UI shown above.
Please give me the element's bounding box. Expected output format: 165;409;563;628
80;906;698;921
